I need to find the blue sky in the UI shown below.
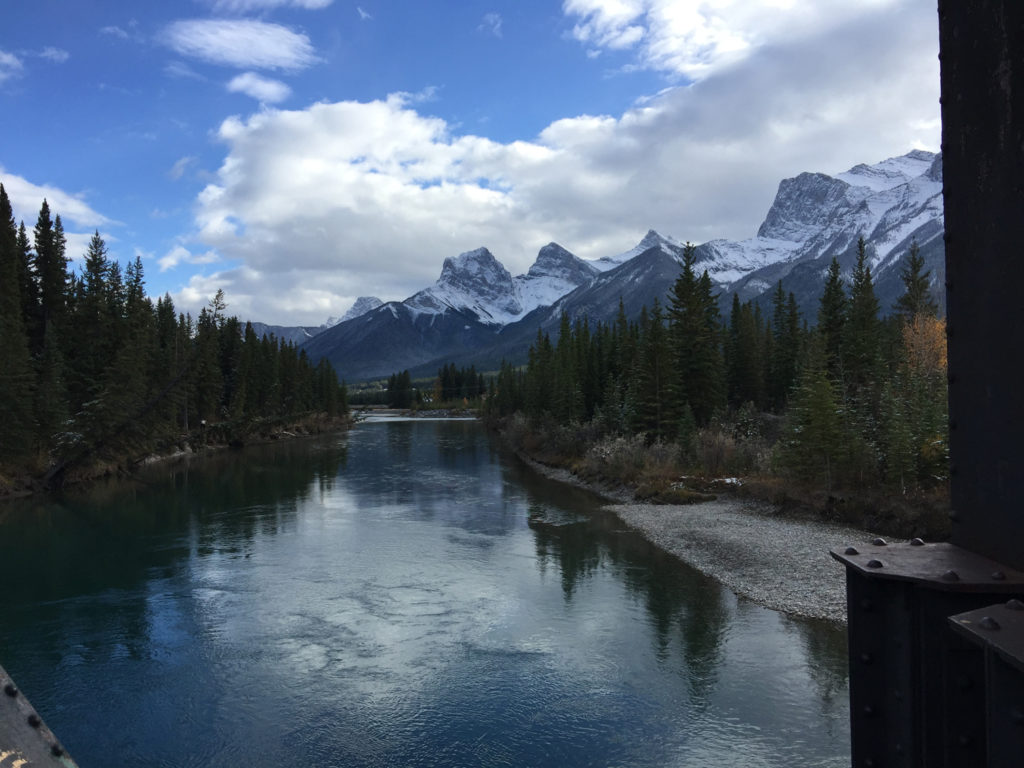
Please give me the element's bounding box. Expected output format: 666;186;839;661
1;0;940;326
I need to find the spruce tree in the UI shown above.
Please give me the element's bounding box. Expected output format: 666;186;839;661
817;256;846;382
0;185;36;463
894;241;938;319
668;243;724;425
843;237;881;390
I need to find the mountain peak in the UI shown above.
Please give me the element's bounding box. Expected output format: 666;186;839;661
330;296;383;326
406;246;521;323
593;229;684;271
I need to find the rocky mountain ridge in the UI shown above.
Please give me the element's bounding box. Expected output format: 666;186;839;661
296;150;944;381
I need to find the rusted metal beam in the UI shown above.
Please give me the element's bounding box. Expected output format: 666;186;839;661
0;665;78;767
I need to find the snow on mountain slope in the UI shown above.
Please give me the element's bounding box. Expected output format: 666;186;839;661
330;296;383;326
700;150;943;287
592;229;685;271
404;243;598;326
515;243;600;313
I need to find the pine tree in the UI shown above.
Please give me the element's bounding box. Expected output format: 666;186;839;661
0;185;36;462
843;237;881;391
634;300;676;439
817;256;846;382
668;243;724;425
768;281;800;410
894;241;938;319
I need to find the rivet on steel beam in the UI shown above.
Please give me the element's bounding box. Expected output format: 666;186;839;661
860;598;873;611
941;569;960;582
844;546;859;555
3;683;18;697
1011;707;1024;725
895;743;904;755
864;759;876;768
956;675;972;691
894;689;904;701
872;537;887;546
866;559;884;569
27;713;42;728
1006;599;1024;611
979;616;1001;631
958;734;971;747
910;537;925;546
949;509;960;522
51;744;65;758
860;652;872;664
863;705;875;717
991;571;1006;581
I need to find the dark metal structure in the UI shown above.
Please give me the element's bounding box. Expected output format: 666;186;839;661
1;664;78;767
832;2;1024;766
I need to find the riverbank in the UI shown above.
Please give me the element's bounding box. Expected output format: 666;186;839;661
0;412;353;500
517;453;874;625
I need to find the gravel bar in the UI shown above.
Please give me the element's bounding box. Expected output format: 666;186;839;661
607;497;879;624
518;455;877;624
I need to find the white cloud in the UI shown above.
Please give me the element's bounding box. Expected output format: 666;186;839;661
0;167;114;230
0;168;119;263
479;13;503;39
100;25;130;40
0;50;24;83
178;0;939;326
563;0;903;80
169;156;198;180
158;244;220;272
40;47;70;63
162;19;318;71
164;61;207;80
227;72;292;103
357;7;372;21
206;0;333;11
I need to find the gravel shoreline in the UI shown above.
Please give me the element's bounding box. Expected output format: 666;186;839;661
521;456;878;625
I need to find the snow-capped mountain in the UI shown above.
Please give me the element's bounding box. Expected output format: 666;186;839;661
330;296;383;326
302;150;944;381
710;150;944;316
404;244;598;325
593;229;685;271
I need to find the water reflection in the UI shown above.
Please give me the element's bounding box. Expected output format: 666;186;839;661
0;419;849;767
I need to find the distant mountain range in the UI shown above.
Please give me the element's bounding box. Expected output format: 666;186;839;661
259;150;944;382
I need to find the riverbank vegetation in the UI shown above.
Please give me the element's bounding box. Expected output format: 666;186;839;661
483;241;949;538
0;187;348;493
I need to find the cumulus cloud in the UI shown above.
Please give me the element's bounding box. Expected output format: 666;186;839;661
0;49;24;83
0;167;114;230
162;19;318;71
158;244;221;272
0;168;118;262
227;71;292;103
178;0;939;325
563;0;904;80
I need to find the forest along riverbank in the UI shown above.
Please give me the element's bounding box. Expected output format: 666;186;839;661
518;455;878;624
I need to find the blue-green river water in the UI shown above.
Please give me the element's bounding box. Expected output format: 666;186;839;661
0;417;849;766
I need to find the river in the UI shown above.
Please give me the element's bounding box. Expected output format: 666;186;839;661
0;417;849;766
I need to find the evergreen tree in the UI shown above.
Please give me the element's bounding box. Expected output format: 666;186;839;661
634;300;676;439
817;256;846;382
0;185;36;462
668;243;724;425
894;241;938;319
843;237;881;390
768;281;800;410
